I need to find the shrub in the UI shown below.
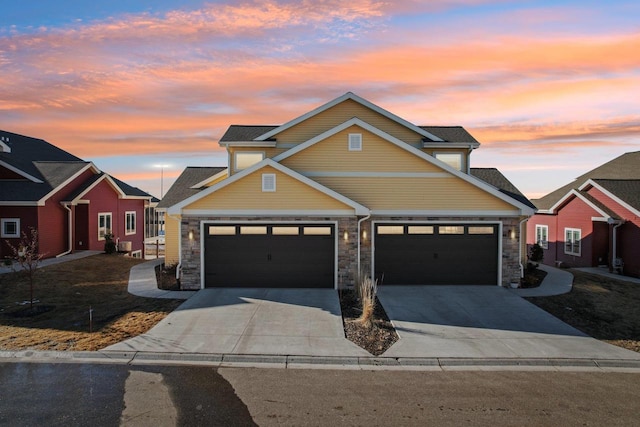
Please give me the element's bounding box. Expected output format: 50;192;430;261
5;227;45;310
104;232;117;254
529;243;544;263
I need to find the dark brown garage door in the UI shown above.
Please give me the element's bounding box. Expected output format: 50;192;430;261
374;224;499;285
204;224;335;288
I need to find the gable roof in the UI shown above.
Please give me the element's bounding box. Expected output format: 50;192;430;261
0;129;152;205
271;118;534;215
547;188;620;220
168;159;369;215
157;167;227;209
591;179;640;212
253;92;445;143
533;151;640;210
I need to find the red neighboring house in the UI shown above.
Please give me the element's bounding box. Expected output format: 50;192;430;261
0;130;154;260
527;151;640;278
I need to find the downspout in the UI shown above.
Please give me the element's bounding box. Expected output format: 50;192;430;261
168;213;182;283
517;217;528;279
56;203;73;258
357;214;371;277
612;220;623;269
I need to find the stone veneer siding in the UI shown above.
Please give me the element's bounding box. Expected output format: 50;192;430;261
179;215;526;290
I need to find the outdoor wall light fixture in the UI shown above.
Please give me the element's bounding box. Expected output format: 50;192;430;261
509;229;516;239
343;231;349;241
188;230;194;241
362;230;367;240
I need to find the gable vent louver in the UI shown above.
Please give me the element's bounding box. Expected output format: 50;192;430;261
348;133;362;151
262;173;276;192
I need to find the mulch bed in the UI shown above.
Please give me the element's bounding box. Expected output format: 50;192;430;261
339;290;399;356
520;266;547;288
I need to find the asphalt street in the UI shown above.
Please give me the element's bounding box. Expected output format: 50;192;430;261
1;362;639;426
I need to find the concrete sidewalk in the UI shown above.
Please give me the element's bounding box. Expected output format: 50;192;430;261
0;250;102;274
574;267;640;284
509;264;574;297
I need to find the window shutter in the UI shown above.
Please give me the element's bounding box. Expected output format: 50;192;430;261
348;133;362;151
262;173;276;192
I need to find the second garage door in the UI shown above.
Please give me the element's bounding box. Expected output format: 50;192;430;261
204;224;335;288
374;223;499;285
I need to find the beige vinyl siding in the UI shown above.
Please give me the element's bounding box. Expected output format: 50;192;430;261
314;176;517;211
204;173;228;187
164;214;180;265
185;166;353;211
281;126;438;173
277;99;424;145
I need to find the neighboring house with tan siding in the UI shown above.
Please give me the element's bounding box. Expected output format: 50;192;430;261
159;92;535;289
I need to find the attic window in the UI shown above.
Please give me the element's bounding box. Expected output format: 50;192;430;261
262;173;276;192
235;152;264;172
348;133;362;151
435;152;463;171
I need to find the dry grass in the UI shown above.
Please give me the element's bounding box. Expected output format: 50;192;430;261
0;254;182;351
526;270;640;353
356;274;378;329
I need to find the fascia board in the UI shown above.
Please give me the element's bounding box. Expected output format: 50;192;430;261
0;159;44;183
190;169;229;189
580;179;640;218
218;140;277;148
168;158;369;215
0;201;39;206
273;118;535;215
550;189;612;219
255;92;443;142
422;142;480;149
37;163;99;205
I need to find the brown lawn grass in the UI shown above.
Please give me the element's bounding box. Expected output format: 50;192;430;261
0;254;182;351
526;270;640;353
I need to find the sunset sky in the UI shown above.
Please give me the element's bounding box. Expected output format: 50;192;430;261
1;1;638;199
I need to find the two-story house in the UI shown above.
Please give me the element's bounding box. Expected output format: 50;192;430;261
159;93;535;289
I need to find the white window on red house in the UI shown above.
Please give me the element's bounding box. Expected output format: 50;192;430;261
564;228;581;256
535;225;548;249
1;218;20;238
98;212;112;241
125;211;136;235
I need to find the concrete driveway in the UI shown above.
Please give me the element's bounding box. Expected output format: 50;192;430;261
377;285;640;360
107;288;369;357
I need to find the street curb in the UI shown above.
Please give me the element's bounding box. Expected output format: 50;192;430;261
2;350;640;371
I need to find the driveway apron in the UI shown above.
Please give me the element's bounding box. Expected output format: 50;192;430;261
377;285;640;360
106;288;369;357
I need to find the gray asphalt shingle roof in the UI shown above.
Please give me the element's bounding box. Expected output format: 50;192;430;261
157;167;227;208
533;151;640;210
220;125;479;143
0;130;153;202
592;179;640;212
470;168;535;209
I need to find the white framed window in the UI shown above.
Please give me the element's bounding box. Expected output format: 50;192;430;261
262;173;276;192
435;152;463;171
125;211;136;235
348;133;362;151
98;212;112;241
564;228;581;256
234;152;264;172
1;218;20;238
535;225;548;249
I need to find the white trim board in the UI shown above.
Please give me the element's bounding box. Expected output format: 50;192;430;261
579;179;640;218
168;158;369;216
272;117;534;216
254;92;444;142
0;160;43;183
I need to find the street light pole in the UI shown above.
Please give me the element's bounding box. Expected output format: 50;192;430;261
154;164;170;199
